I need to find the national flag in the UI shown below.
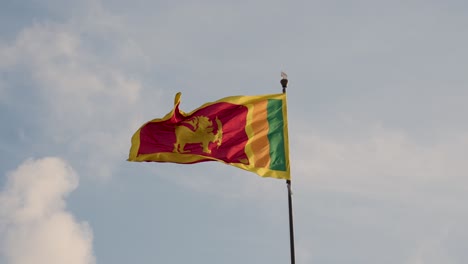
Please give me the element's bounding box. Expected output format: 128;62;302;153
128;92;290;179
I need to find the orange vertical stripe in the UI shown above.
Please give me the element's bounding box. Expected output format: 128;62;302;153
250;101;271;168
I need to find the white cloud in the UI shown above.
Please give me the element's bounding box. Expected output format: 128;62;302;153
0;157;95;264
4;21;142;125
405;228;455;264
283;122;468;262
292;124;468;206
0;6;163;179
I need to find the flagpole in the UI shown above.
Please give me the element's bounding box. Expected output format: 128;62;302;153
281;73;295;264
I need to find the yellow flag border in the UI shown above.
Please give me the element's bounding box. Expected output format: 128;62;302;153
128;92;290;180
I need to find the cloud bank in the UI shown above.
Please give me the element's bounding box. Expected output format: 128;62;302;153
290;123;468;263
0;2;164;179
294;125;468;206
0;157;95;264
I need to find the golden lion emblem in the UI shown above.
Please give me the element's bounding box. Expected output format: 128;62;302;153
173;116;223;154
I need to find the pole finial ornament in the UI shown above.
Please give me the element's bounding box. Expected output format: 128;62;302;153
281;72;288;93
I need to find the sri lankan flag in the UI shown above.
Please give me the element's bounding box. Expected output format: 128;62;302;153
128;92;290;180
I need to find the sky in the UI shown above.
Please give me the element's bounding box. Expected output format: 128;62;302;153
1;0;468;263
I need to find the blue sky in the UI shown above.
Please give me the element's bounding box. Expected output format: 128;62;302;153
1;0;468;263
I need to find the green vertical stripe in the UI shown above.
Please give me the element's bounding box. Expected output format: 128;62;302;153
267;99;286;171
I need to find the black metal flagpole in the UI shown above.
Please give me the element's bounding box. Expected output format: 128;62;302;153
281;73;295;264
